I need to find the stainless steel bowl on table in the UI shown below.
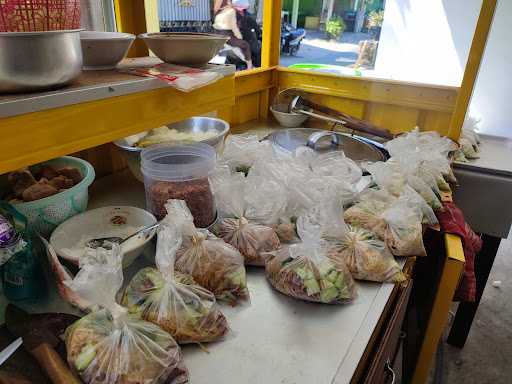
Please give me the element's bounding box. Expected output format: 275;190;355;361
0;30;82;93
114;117;230;182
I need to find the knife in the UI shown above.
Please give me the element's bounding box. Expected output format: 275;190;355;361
5;305;81;384
0;337;22;366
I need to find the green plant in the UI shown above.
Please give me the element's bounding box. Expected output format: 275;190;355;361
367;10;384;29
326;17;346;40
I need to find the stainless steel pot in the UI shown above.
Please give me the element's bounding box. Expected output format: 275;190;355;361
114;117;231;182
0;30;83;93
267;128;388;164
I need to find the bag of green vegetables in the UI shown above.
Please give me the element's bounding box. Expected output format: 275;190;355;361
265;204;357;304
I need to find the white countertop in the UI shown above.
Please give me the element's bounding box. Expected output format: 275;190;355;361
0;171;400;384
454;134;512;177
89;171;399;384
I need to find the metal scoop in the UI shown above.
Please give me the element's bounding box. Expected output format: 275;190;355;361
86;222;159;249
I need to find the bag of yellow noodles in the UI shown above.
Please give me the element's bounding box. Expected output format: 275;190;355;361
165;199;250;305
123;223;229;344
309;200;406;284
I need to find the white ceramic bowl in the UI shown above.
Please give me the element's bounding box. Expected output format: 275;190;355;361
50;206;157;268
80;31;135;70
271;103;309;128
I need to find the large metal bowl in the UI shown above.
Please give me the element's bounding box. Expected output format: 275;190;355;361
139;32;229;65
0;30;83;93
114;117;230;182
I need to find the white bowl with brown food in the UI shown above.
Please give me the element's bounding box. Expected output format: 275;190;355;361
114;116;230;182
50;206;157;268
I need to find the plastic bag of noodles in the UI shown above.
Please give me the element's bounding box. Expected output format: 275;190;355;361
65;245;188;384
307;200;406;284
214;175;283;266
343;189;397;238
265;226;357;304
123;224;229;344
381;186;438;257
163;200;249;306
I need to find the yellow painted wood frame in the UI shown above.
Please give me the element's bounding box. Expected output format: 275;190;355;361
261;0;282;68
219;67;278;126
0;77;235;174
114;0;149;57
447;0;497;140
278;67;458;136
411;234;466;384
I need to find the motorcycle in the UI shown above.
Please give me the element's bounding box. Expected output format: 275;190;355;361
281;23;306;56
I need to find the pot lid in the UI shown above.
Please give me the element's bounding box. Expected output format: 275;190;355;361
268;128;387;163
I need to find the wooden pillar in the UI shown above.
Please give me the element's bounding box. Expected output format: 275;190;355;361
261;0;282;67
447;0;497;140
291;0;300;28
114;0;150;57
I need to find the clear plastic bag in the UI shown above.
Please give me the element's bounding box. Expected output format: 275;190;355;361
385;129;455;191
330;225;406;283
214;175;283;266
366;161;406;197
65;245;188;384
459;137;480;159
381;186;435;257
219;134;274;175
265;199;356;303
123;224;229;344
310;151;363;185
343;189;397;238
265;244;357;304
367;159;442;210
302;200;406;284
165;200;250;305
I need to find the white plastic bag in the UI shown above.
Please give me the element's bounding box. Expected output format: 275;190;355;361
164;200;250;305
220;134;273;175
367;159;442;210
123;224;229;344
310;151;363;185
65;245;188;384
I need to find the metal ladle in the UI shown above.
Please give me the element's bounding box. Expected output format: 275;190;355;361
288;95;395;140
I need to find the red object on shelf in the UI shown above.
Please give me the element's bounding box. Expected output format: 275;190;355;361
0;0;80;32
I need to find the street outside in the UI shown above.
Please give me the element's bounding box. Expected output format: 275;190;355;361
279;30;373;68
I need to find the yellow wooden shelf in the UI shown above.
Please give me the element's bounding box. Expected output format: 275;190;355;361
0;74;235;174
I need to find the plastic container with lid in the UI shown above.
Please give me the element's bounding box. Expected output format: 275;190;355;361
141;143;217;227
